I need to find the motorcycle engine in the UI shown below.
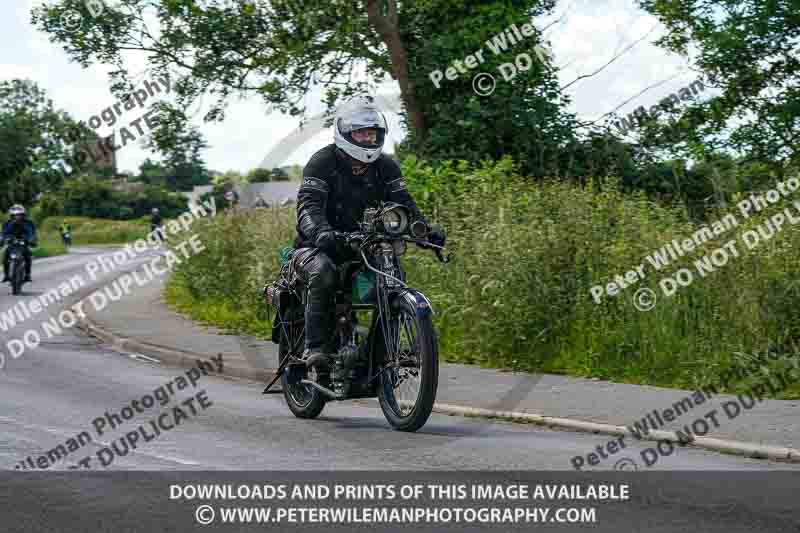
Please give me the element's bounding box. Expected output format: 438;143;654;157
335;342;362;369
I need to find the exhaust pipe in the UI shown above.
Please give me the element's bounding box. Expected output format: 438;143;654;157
300;379;345;401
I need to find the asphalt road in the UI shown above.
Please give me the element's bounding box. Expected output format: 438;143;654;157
0;248;798;532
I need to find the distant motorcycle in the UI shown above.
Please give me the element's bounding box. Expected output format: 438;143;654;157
61;231;71;247
5;238;29;295
151;224;166;243
263;202;449;432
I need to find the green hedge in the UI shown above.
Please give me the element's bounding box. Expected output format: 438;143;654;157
166;158;800;398
35;176;187;221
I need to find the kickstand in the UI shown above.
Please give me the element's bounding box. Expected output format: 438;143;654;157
262;353;291;394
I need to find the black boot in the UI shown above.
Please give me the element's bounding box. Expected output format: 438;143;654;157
303;291;334;373
302;259;336;373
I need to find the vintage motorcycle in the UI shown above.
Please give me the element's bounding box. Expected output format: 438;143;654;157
263;202;448;432
5;238;29;295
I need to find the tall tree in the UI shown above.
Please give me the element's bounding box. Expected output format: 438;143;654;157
0;79;85;208
145;106;211;191
635;0;800;174
32;0;576;176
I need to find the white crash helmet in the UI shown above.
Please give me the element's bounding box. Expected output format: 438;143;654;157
9;204;25;216
333;97;388;164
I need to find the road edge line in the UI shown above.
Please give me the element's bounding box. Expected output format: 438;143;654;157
432;402;800;463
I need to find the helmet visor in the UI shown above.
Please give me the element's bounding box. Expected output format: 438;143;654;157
338;109;387;149
347;108;387;132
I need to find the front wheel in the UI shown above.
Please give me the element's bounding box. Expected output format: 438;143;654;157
377;296;439;432
10;261;23;295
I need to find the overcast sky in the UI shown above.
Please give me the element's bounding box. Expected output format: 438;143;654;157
4;0;701;176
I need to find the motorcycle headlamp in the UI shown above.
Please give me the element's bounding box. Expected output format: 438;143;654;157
381;206;408;235
411;220;429;239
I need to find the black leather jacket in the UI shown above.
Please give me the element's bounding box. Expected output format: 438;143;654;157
295;144;424;252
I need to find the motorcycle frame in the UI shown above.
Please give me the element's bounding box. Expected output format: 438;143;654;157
263;234;438;398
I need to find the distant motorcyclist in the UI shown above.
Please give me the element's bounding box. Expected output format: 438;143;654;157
150;208;165;243
59;221;72;246
1;205;37;283
291;97;446;373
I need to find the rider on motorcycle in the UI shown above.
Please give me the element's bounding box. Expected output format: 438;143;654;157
291;97;445;373
1;205;37;283
59;221;72;245
150;208;165;243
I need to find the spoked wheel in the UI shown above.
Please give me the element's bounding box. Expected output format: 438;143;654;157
377;297;438;432
279;319;326;419
281;367;327;419
10;262;23;295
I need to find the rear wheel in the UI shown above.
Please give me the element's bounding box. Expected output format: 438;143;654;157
278;308;326;419
377;296;438;432
281;368;327;419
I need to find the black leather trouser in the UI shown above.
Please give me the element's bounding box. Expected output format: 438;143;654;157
290;248;338;351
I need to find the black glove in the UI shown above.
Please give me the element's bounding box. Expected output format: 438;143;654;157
315;231;344;256
427;225;446;248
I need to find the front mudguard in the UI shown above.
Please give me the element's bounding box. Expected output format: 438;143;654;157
390;288;434;318
367;288;434;357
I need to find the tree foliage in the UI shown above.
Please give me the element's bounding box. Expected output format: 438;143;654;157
32;0;581;176
48;175;187;219
246;167;290;182
636;0;800;173
0;79;90;209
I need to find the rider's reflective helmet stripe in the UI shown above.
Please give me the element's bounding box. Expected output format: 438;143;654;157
9;205;25;216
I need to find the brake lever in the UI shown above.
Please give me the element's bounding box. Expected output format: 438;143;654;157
416;239;450;264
